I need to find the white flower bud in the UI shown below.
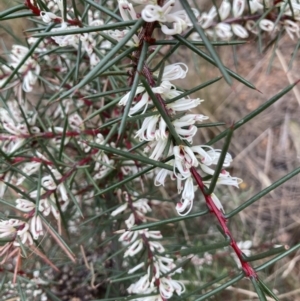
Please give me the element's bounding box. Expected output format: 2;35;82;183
232;24;249;38
40;11;58;23
233;0;245;17
219;0;231;20
259;19;275;32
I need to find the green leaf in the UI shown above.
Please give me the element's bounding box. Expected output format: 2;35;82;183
17;278;27;301
179;239;230;256
57;18;143;100
131;209;209;231
258;278;279;301
174;34;256;90
165;76;222;104
32;20;137;37
0;4;27;19
180;0;232;86
118;42;149;141
245;245;287;262
89;142;173;171
226;166;300;218
250;277;268;301
141;78;182;145
206;127;234;194
194;273;244;301
85;0;123;21
256;242;300;272
208;80;300;145
1;23;56;89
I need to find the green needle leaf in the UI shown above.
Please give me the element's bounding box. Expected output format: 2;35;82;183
174;34;256;90
206;126;234;195
118;42;149;141
208;80;300;145
57;18;143;100
180;0;232;86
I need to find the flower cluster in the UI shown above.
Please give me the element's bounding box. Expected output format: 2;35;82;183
190;0;300;40
111;191;185;300
138;0;300;40
0;45;40;92
119;60;242;216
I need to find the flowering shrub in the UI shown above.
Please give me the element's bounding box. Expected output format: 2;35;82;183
0;0;300;300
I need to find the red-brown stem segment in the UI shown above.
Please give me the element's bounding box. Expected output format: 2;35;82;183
24;0;82;26
191;167;257;278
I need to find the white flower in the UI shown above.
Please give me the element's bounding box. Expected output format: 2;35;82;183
190;145;215;166
176;198;193;216
166;97;203;113
259;19;275;32
40;11;59;23
199;6;217;29
155;117;168;140
0;219;33;246
125;213;136;228
283;20;300;40
152;81;175;96
232;240;252;267
154;255;177;275
127;274;151;294
68;113;83;131
128;262;145;274
144;230;163;240
219;0;231;20
246;20;259;34
30;215;44;240
142;0;175;23
173;145;198;179
0;219;22;238
232;24;249;38
119;230;139;244
118;0;137;21
142;0;194;35
155;63;188;82
111;203;128;216
237;240;252;256
173;124;197;143
210;193;224;213
159;277;185;298
147;138;169;160
149;240;165;253
133;199;152;213
249;0;263;13
233;0;245;17
135;115;160;141
182;177;196;201
16;161;41;186
42;175;57;190
154;162;173;186
119;87;150;116
108;29;139;46
206;149;232;166
10;45;41;92
16;199;35;212
50;23;80;48
203;174;243;188
215;23;233;40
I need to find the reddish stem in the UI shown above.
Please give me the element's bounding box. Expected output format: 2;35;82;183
191;167;257;278
24;0;82;26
